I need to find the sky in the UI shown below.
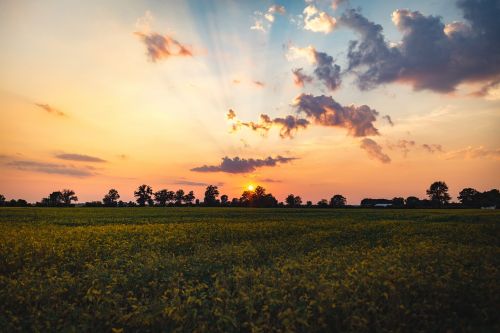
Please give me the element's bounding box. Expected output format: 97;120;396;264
0;0;499;204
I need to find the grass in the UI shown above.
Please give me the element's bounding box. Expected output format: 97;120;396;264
0;207;498;332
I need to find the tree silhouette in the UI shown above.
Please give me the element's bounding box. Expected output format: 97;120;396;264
174;189;185;206
392;197;405;208
405;196;420;208
204;185;219;206
330;194;346;208
286;194;302;207
220;194;229;206
154;189;174;206
458;188;480;208
134;184;153;206
317;199;328;207
45;191;64;206
426;181;451;207
184;191;195;205
61;189;78;206
103;189;120;207
0;194;5;206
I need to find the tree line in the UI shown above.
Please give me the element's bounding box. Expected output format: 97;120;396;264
0;181;498;208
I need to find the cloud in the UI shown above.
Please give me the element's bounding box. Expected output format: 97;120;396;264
386;139;416;157
55;153;106;163
34;103;65;116
251;4;286;33
287;46;342;91
470;79;500;100
191;156;297;174
258;178;283;183
5;160;94;177
445;146;500;160
229;94;379;139
253;80;265;88
382;115;394;126
172;180;224;187
340;0;500;93
227;109;236;120
303;5;337;34
228;111;310;138
293;94;379;137
135;31;192;62
360;138;391;164
292;68;313;87
386;140;445;156
313;50;342;91
421;144;443;153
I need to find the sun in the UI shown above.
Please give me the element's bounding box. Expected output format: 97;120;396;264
247;184;255;191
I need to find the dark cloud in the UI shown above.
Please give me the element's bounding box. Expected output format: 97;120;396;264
191;156;297;174
135;32;192;62
292;68;313;87
5;160;94;177
34;103;65;116
55;153;106;163
293;93;379;137
360;138;391;164
253;80;265;87
340;0;500;93
313;50;342;91
288;47;342;91
228;111;310;139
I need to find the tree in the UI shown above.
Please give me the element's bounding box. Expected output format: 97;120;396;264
392;197;405;208
204;185;219;206
134;184;153;206
174;189;185;205
154;189;174;206
184;191;195;205
426;181;451;207
317;199;328;208
61;189;78;206
0;194;5;206
285;194;302;207
330;194;346;208
103;189;120;207
48;191;64;206
458;188;480;207
405;196;420;208
306;201;312;207
220;194;229;206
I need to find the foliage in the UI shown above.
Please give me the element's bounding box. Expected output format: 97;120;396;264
103;189;120;207
426;181;451;207
204;185;219;206
0;208;498;332
134;185;154;207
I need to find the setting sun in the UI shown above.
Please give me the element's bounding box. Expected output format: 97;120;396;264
247;184;255;191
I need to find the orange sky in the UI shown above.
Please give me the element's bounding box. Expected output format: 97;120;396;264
0;0;499;204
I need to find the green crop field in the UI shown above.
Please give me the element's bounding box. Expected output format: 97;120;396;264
0;208;499;332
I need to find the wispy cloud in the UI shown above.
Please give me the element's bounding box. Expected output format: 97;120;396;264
55;153;106;163
135;32;193;62
191;156;297;174
445;146;500;160
5;160;95;177
360;138;391;164
34;103;65;117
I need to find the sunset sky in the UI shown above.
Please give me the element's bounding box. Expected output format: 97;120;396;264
0;0;499;204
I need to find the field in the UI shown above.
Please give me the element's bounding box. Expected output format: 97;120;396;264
0;208;499;332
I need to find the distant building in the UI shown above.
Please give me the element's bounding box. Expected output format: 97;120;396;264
374;203;393;208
